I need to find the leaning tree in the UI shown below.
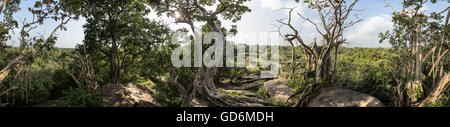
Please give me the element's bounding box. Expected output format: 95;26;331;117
381;0;449;107
0;0;78;84
0;0;79;104
278;0;361;106
152;0;268;107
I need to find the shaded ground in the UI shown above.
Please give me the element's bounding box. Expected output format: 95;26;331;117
308;87;384;107
102;83;161;107
33;76;385;107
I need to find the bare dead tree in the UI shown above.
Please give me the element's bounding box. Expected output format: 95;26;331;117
278;0;361;107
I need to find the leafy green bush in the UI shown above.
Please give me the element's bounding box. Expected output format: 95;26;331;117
256;85;267;98
0;48;78;106
143;79;182;107
58;88;106;107
286;78;314;91
337;48;398;104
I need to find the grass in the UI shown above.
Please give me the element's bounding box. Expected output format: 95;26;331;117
220;89;245;98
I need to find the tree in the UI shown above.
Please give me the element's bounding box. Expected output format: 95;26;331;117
152;0;268;107
278;0;361;106
1;0;77;84
0;0;20;82
381;0;449;107
81;0;171;84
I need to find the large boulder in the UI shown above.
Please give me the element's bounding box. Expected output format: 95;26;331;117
308;88;384;107
102;83;161;107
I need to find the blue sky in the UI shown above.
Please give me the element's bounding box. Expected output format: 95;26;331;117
5;0;450;48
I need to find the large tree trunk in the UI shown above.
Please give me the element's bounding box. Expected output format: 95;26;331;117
406;29;424;103
111;45;120;84
289;44;296;80
109;26;121;84
186;22;266;107
418;74;450;107
315;48;332;82
192;67;265;107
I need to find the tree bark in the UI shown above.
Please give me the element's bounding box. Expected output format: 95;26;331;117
109;27;121;84
315;46;332;82
0;0;8;13
418;74;450;107
0;56;24;84
289;43;296;80
187;21;266;107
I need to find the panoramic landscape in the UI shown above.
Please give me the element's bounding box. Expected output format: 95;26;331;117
0;0;449;107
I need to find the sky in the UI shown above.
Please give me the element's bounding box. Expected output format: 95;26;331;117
4;0;450;48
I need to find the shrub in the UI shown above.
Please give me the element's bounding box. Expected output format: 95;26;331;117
143;79;182;107
58;88;106;107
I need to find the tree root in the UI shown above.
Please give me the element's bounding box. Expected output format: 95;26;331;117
202;89;268;107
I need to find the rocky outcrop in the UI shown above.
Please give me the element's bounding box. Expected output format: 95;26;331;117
102;83;161;107
263;79;294;104
308;88;384;107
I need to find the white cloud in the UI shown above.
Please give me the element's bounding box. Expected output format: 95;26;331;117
420;5;429;13
347;15;393;47
260;0;283;10
260;0;302;12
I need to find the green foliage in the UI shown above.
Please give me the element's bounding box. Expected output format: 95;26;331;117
337;48;398;104
256;85;266;99
58;88;106;107
0;0;20;43
255;85;290;107
81;0;172;83
287;78;314;92
143;79;182;107
265;98;289;107
1;48;77;106
220;89;245;98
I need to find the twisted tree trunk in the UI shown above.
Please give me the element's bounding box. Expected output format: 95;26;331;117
289;42;296;80
188;22;266;107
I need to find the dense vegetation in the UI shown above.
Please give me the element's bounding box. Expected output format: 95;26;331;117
0;0;449;107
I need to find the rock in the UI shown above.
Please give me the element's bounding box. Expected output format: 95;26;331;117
308;88;384;107
263;79;294;104
189;98;210;107
102;83;161;107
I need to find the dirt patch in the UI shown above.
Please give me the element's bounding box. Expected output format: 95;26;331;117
263;79;294;104
102;83;161;107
